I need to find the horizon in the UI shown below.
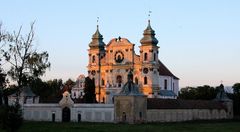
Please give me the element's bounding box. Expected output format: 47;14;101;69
0;0;239;88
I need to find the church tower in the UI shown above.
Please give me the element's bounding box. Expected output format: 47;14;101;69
139;20;160;97
88;25;105;102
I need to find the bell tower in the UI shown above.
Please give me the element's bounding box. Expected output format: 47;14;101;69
88;24;105;102
139;20;160;97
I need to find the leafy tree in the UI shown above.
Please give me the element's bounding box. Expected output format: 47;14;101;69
232;83;240;115
63;78;75;92
0;66;6;106
83;77;96;103
46;79;63;97
1;22;50;103
179;85;217;100
233;83;240;95
30;78;49;98
30;78;63;102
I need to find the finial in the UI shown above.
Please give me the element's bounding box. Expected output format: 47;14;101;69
148;11;152;23
97;17;99;29
220;80;223;84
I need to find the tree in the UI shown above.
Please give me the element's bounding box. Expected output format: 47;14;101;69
232;83;240;115
30;78;63;102
63;79;75;92
1;22;50;103
178;85;217;100
83;77;96;103
0;66;6;106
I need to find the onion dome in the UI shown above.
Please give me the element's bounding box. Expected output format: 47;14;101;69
140;20;158;46
89;25;105;49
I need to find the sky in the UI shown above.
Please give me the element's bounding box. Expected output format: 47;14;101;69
0;0;239;87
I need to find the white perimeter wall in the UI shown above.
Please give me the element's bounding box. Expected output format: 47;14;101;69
147;109;228;122
23;104;114;122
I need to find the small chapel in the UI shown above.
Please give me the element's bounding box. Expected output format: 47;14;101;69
71;20;179;103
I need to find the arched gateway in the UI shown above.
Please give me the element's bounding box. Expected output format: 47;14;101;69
62;107;71;122
59;91;74;122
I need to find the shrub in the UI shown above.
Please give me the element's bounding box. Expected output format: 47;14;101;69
0;103;23;132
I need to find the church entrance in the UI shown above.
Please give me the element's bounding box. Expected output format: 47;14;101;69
62;107;71;122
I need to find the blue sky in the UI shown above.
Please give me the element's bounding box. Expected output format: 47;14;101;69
0;0;239;87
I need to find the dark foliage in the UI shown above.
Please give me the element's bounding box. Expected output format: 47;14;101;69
232;83;240;115
178;85;217;100
83;77;96;103
30;78;63;103
0;103;23;132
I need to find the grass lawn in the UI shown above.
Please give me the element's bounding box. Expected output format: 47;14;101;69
7;120;238;132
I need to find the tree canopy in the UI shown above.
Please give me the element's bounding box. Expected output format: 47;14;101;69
0;22;50;103
83;77;96;103
178;85;217;100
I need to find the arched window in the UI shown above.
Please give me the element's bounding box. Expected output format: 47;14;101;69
144;53;148;61
135;77;138;85
116;75;122;87
153;53;156;61
101;78;105;86
164;79;167;90
144;76;147;85
92;55;95;63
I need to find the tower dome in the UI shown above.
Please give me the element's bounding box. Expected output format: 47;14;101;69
89;25;105;49
140;20;158;46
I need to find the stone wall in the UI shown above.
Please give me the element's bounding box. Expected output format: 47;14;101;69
147;109;228;122
23;104;114;122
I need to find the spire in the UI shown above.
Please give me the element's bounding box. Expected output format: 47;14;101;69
140;12;158;46
89;17;105;49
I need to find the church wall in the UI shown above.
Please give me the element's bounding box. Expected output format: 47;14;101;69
159;76;173;90
173;79;179;96
147;109;229;122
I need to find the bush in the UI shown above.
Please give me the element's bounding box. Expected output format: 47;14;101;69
0;103;23;132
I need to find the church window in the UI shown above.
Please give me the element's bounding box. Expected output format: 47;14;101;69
164;79;167;90
144;76;148;85
144;53;148;61
173;83;175;91
101;78;105;86
92;55;96;63
153;53;156;61
139;112;142;119
135;77;138;85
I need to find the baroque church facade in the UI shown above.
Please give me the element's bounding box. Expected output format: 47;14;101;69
72;20;179;103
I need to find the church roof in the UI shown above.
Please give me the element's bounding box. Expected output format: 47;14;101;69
20;87;36;97
119;71;142;95
159;90;176;97
214;84;232;102
147;98;227;110
159;60;179;80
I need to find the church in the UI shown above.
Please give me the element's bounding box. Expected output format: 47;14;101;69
71;20;179;103
17;20;233;123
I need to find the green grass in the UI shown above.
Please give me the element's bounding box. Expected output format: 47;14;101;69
2;120;240;132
